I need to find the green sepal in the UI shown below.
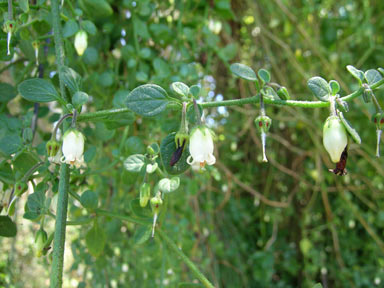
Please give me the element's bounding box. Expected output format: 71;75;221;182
254;115;272;134
14;182;28;197
46;140;60;157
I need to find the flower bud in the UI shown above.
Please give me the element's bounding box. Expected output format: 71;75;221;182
74;30;88;56
372;112;384;130
3;20;16;55
32;40;40;65
14;182;28;197
255;116;272;162
46;139;61;158
35;228;48;257
362;84;373;103
60;129;85;168
139;183;151;207
323;116;348;163
254;116;272;134
150;195;163;237
372;112;384;157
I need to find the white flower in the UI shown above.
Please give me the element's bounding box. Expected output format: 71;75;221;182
74;30;88;56
187;126;216;169
61;129;85;168
323;116;348;163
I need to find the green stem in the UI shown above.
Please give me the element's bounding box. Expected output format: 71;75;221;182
76;79;384;122
50;163;70;288
157;228;215;288
50;0;70;287
96;209;151;226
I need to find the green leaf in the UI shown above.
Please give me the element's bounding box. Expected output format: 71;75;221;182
0;133;22;156
13;151;39;176
123;154;146;172
27;190;46;216
72;91;89;108
261;86;280;100
346;65;364;83
339;112;361;144
126;84;170;117
365;69;382;86
81;0;113;18
86;222;106;257
158;177;180;193
60;66;82;94
18;78;60;103
19;0;29;12
0;160;13;184
81;20;97;35
312;284;323;288
133;225;152;245
160;133;190;175
130;199;152;219
258;69;271;83
189;85;201;99
171;82;189;97
230;63;257;81
63;19;79;38
0;83;17;102
80;190;98;209
329;80;340;95
307;76;331;101
0;216;17;237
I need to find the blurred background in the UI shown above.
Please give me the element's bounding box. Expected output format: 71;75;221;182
1;0;384;287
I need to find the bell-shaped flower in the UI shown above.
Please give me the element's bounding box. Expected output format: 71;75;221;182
323;116;348;163
74;30;88;56
187;126;216;169
60;129;85;168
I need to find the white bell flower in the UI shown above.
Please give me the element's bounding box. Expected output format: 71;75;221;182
60;129;85;168
323;116;348;163
74;30;88;56
187;126;216;169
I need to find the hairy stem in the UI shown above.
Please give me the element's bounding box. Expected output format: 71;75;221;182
76;79;384;122
50;0;70;287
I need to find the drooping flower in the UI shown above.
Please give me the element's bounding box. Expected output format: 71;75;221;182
187;126;216;169
323;116;348;163
60;129;85;168
74;30;88;56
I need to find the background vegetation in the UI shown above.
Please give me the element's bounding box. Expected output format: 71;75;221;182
1;0;384;287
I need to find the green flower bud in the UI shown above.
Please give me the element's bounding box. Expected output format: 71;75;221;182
14;182;28;197
139;183;151;207
150;195;163;237
35;229;48;257
74;30;88;56
254;116;272;134
150;196;163;215
372;112;384;130
255;116;272;162
362;84;373;103
3;20;16;33
46;140;61;158
323;116;348;163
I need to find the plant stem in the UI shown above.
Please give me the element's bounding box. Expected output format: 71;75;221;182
157;228;215;288
96;209;151;226
76;79;384;122
50;0;70;287
50;163;70;288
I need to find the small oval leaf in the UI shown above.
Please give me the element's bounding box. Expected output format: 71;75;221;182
365;69;382;86
18;78;60;103
126;84;170;117
124;154;146;172
307;76;331;101
0;216;17;237
230;63;257;81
